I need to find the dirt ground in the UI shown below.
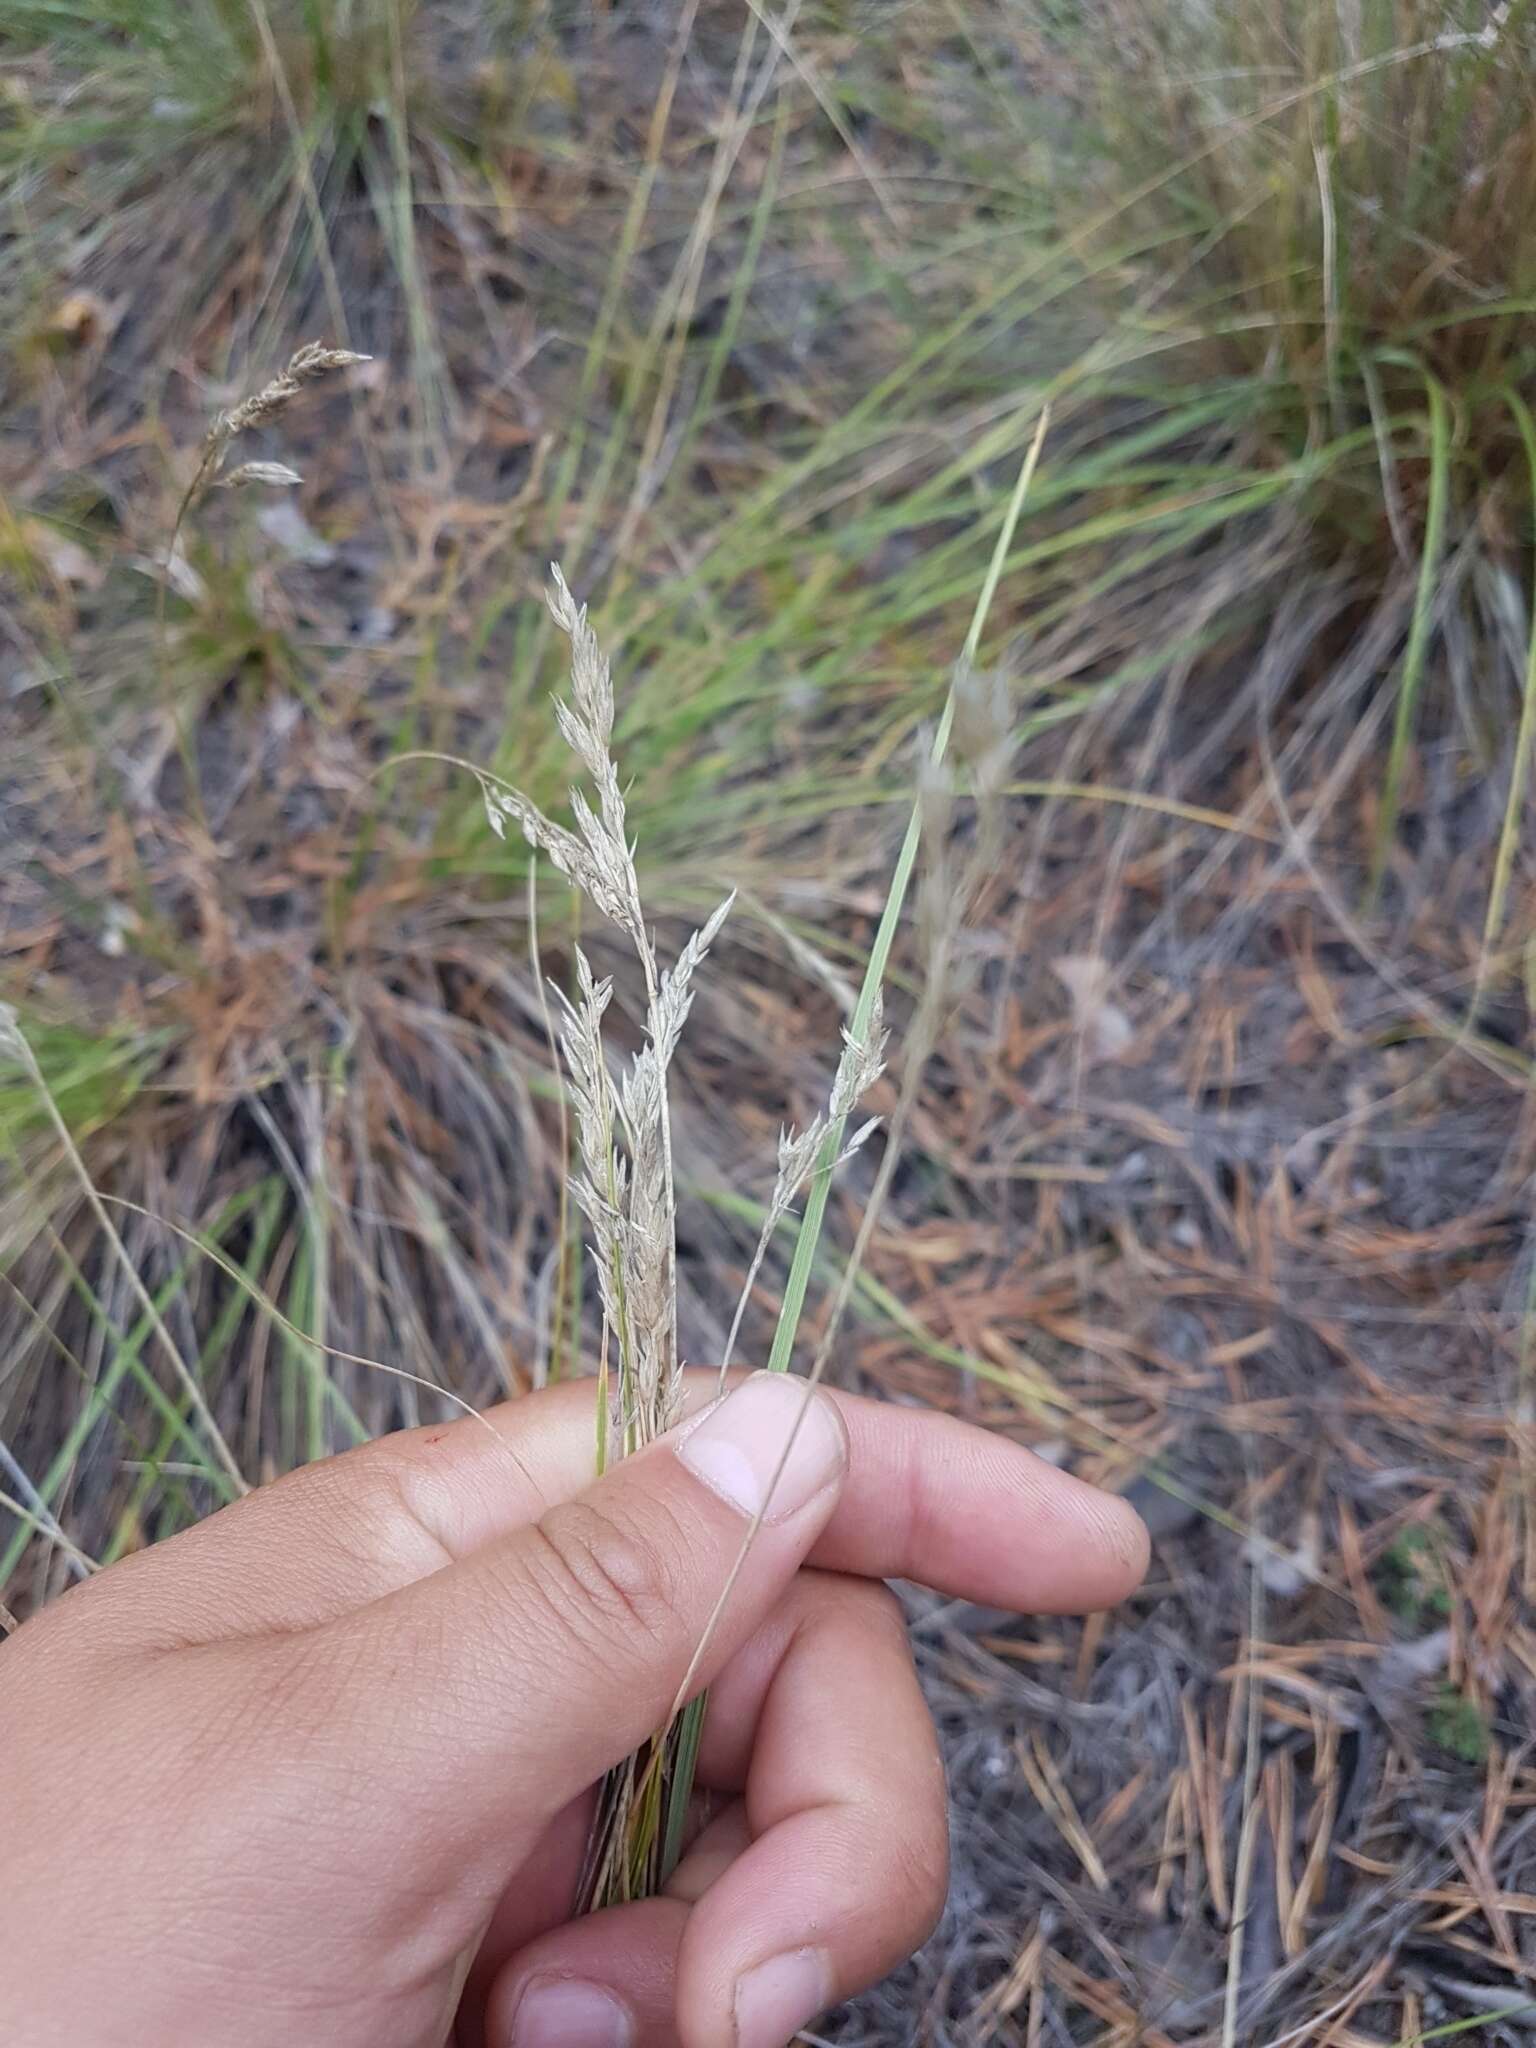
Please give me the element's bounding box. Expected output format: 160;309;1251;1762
5;6;1536;2042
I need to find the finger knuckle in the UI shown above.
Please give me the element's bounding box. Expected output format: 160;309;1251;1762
525;1496;686;1652
331;1458;460;1579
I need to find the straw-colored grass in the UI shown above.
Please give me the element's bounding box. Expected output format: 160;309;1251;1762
473;571;881;1901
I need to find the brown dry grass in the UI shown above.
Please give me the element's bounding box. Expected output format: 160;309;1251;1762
5;4;1536;2042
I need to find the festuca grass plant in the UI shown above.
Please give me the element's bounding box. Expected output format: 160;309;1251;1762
0;413;1042;1898
444;428;1045;1906
475;423;1048;1908
1;0;457;440
475;571;888;1906
1087;0;1536;470
1059;0;1536;906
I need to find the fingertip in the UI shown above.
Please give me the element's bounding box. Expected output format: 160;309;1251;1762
732;1947;832;2048
1086;1483;1152;1602
485;1900;686;2048
1026;1457;1151;1608
674;1572;950;2048
497;1975;635;2047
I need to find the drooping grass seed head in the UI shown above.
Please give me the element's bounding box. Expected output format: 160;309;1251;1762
214;462;305;491
211;343;370;447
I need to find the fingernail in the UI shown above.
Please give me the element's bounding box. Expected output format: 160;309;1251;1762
677;1371;846;1522
733;1947;830;2048
506;1975;632;2048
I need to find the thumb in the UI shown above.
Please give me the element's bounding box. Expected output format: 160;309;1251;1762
304;1371;848;1856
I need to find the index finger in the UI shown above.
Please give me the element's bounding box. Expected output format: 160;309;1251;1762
809;1382;1148;1611
105;1368;1147;1640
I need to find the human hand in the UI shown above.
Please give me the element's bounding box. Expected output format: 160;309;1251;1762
1;1369;1147;2048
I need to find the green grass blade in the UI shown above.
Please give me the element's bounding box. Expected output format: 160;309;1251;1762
659;1693;706;1882
1481;387;1536;975
764;411;1048;1374
1367;363;1449;906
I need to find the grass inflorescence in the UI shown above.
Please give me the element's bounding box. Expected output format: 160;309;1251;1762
497;415;1045;1905
479;564;893;1904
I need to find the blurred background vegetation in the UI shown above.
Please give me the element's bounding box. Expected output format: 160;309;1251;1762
6;2;1536;2039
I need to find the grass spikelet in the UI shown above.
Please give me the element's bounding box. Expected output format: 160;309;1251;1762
553;954;632;1445
480;774;635;932
155;340;372;819
211;461;305;491
617;891;733;1434
716;996;887;1392
212;341;372;444
545;565;645;942
180;341;370;518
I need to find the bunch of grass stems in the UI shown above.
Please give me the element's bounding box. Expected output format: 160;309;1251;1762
0;334;1044;1895
10;328;1044;1899
477;418;1047;1911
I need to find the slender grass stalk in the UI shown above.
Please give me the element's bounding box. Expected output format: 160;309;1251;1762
1391;2003;1536;2047
602;10;774;576
0;1010;246;1496
1220;1557;1266;2048
1367;363;1449;908
640;417;1053;1879
240;0;400;526
0;1225;232;1587
64;1195;534;1472
544;0;703;560
764;408;1050;1375
0;1485;96;1579
655;90;787;528
103;1181;287;1566
1497;390;1536;1607
739;0;899;230
154;340;368;827
1480;390;1536;981
526;856;574;1388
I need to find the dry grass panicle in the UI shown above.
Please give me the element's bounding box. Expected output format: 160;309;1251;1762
482;564;887;1908
177;341;371;523
213;343;372;443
